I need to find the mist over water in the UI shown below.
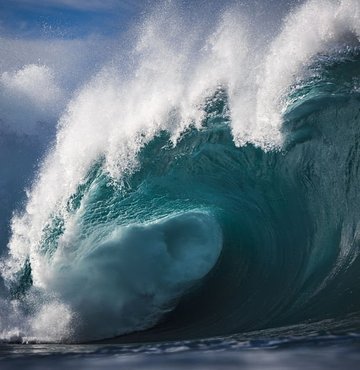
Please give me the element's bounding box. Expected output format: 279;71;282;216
0;0;360;346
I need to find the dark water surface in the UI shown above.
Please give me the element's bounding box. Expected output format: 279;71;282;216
1;335;360;370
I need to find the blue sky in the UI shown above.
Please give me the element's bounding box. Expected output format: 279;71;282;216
0;0;144;38
0;0;304;39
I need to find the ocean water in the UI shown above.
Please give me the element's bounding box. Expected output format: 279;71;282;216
1;0;360;368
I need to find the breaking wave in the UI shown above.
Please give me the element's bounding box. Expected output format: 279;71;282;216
1;0;360;343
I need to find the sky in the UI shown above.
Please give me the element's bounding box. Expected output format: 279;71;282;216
0;0;305;39
0;0;145;38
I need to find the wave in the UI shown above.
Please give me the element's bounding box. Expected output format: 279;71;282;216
1;0;360;343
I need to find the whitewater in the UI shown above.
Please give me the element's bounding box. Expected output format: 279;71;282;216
1;3;360;368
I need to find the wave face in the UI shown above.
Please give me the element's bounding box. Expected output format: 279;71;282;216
1;0;360;343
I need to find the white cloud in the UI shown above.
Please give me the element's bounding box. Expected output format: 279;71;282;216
0;35;114;136
2;65;63;106
0;64;65;135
